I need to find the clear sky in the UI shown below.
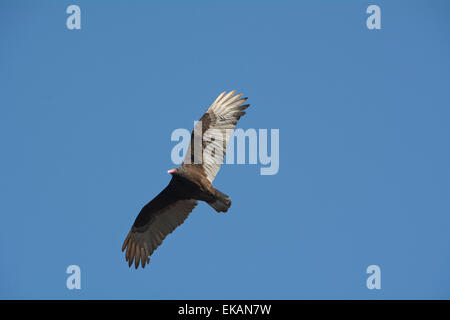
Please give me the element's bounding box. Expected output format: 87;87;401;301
1;0;450;299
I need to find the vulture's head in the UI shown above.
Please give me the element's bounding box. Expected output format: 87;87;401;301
168;166;189;179
168;167;188;180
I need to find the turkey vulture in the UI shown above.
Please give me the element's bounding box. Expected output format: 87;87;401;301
122;90;250;268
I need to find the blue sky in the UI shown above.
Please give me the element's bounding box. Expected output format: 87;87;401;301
1;0;450;299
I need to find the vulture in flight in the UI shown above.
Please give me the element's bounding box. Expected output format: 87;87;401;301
122;90;250;268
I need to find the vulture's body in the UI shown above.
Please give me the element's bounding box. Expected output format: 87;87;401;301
122;90;250;268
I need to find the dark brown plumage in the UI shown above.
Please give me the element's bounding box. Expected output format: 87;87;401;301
122;90;250;268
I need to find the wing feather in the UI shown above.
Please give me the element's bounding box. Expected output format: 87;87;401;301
122;185;198;269
182;91;250;182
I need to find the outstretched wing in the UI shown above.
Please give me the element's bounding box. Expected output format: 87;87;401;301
122;184;198;269
182;90;250;182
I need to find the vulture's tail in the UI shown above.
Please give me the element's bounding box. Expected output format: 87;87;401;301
208;189;231;213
